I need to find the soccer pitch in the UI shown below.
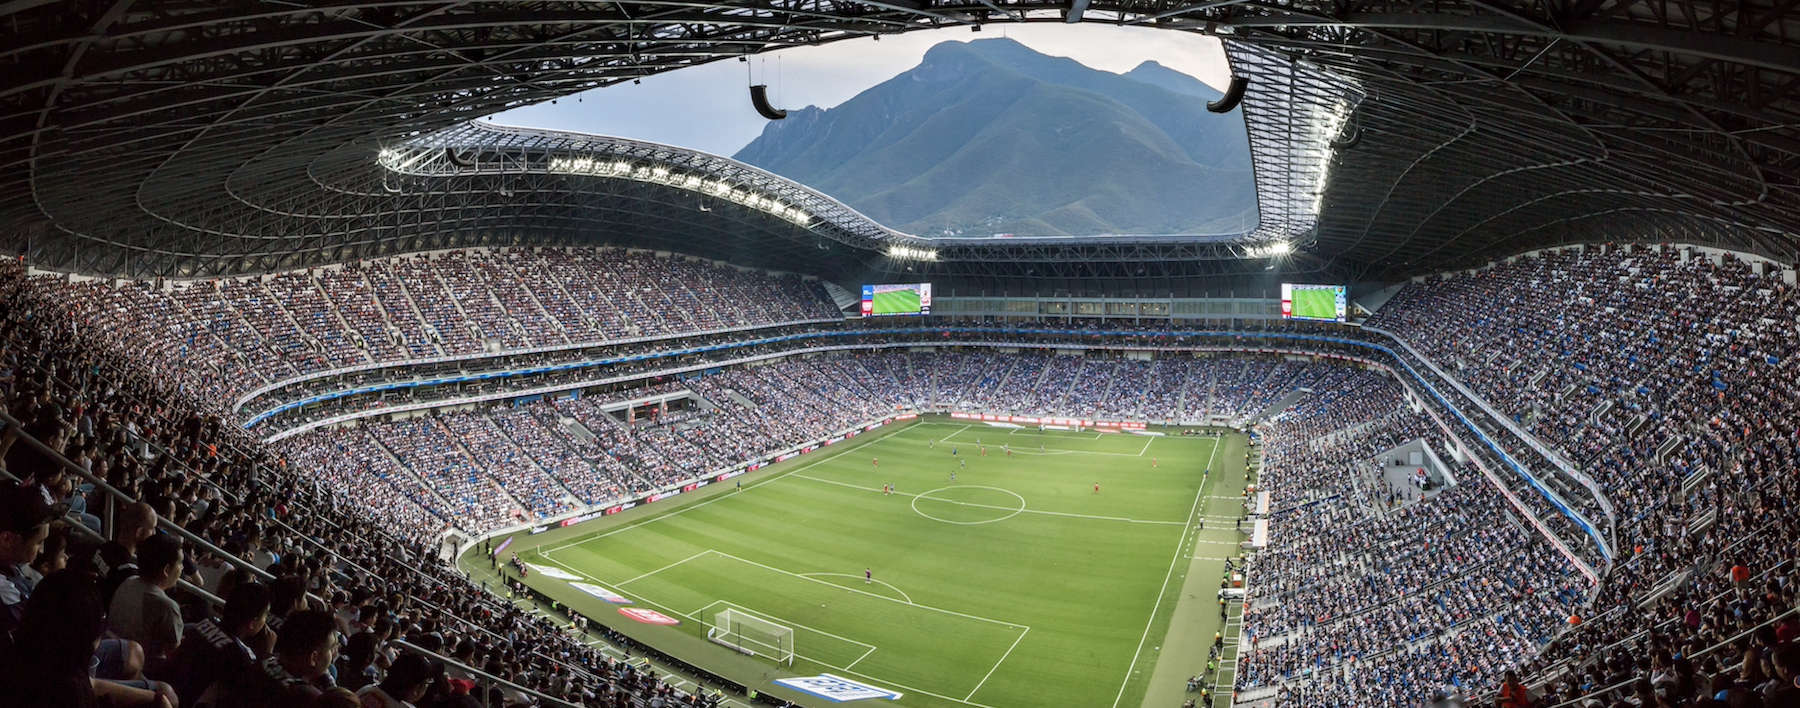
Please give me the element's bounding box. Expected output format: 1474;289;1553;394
1290;287;1341;321
871;289;923;315
487;420;1241;708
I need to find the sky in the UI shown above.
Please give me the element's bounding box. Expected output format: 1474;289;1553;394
489;24;1231;158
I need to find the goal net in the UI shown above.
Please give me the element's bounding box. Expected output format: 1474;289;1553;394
708;608;794;665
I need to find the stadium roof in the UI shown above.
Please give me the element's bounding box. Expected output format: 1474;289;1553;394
3;1;1797;289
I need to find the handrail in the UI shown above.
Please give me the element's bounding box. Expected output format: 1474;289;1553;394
390;638;585;708
1543;603;1800;708
17;351;629;702
1365;325;1618;527
0;409;275;584
0;431;235;612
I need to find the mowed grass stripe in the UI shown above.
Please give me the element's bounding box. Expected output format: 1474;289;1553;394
526;420;1220;708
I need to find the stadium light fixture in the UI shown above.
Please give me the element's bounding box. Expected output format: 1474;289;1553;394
543;156;813;226
886;245;938;261
1246;241;1292;259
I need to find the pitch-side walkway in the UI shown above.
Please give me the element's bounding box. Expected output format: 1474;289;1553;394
1141;433;1251;708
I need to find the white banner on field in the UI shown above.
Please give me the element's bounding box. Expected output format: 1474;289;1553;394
774;674;903;702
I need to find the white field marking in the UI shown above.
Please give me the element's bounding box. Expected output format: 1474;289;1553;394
910;485;1027;525
929;424;973;443
1006;449;1074;456
842;646;878;670
703;549;1027;629
964;626;1029;701
1001;428;1104;441
798;572;915;604
691;599;878;663
540;438;877;556
617;550;712;586
674;554;1032;708
788;474;1186;526
822;667;1010;708
1110;436;1221;708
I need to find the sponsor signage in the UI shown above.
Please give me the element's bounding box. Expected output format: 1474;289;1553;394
682;482;700;493
776;452;798;463
524;564;582;580
895;413;917;420
773;675;904;702
570;582;633;604
646;490;681;503
618;608;680;625
527;525;551;535
826;436;844;445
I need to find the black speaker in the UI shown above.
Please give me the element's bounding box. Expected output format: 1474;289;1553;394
1331;129;1363;150
750;85;787;120
443;147;475;167
1207;76;1249;113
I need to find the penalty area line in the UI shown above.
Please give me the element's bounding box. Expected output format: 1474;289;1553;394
965;626;1029;701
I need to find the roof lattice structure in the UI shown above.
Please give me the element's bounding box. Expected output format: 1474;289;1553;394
3;1;1798;286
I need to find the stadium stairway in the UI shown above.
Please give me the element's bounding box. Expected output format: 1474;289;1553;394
820;280;860;313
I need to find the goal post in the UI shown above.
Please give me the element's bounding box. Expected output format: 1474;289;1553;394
708;608;795;665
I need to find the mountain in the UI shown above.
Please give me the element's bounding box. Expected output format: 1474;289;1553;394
1122;60;1223;100
732;39;1257;238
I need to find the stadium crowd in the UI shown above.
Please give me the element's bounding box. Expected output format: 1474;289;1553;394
1235;371;1591;707
59;247;842;405
23;240;1800;707
0;261;730;707
1367;244;1800;707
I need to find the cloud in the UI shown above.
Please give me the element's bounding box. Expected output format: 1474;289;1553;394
489;25;1230;157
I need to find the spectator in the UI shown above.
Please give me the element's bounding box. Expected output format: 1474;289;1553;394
165;581;272;704
0;569;110;708
224;609;339;708
108;533;185;663
354;651;439;707
0;480;59;642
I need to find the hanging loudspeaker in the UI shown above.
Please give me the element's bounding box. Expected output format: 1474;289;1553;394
1331;129;1363;150
750;85;787;120
1207;76;1249;113
444;147;476;167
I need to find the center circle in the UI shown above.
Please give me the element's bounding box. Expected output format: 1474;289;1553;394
910;485;1027;525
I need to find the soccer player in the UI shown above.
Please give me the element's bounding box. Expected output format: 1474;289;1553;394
951;471;957;482
980;447;986;457
1094;482;1100;494
1153;457;1158;468
865;568;872;584
872;457;878;467
952;446;958;456
959;458;966;469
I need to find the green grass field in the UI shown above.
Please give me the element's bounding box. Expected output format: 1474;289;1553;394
488;420;1241;708
1289;286;1342;321
871;288;923;315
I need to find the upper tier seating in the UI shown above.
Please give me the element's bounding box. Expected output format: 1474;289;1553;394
1366;245;1800;706
64;248;842;404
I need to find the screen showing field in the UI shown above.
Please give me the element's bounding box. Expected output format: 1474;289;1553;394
1282;283;1347;322
861;283;932;317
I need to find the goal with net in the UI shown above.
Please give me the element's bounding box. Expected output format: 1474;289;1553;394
707;608;795;665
